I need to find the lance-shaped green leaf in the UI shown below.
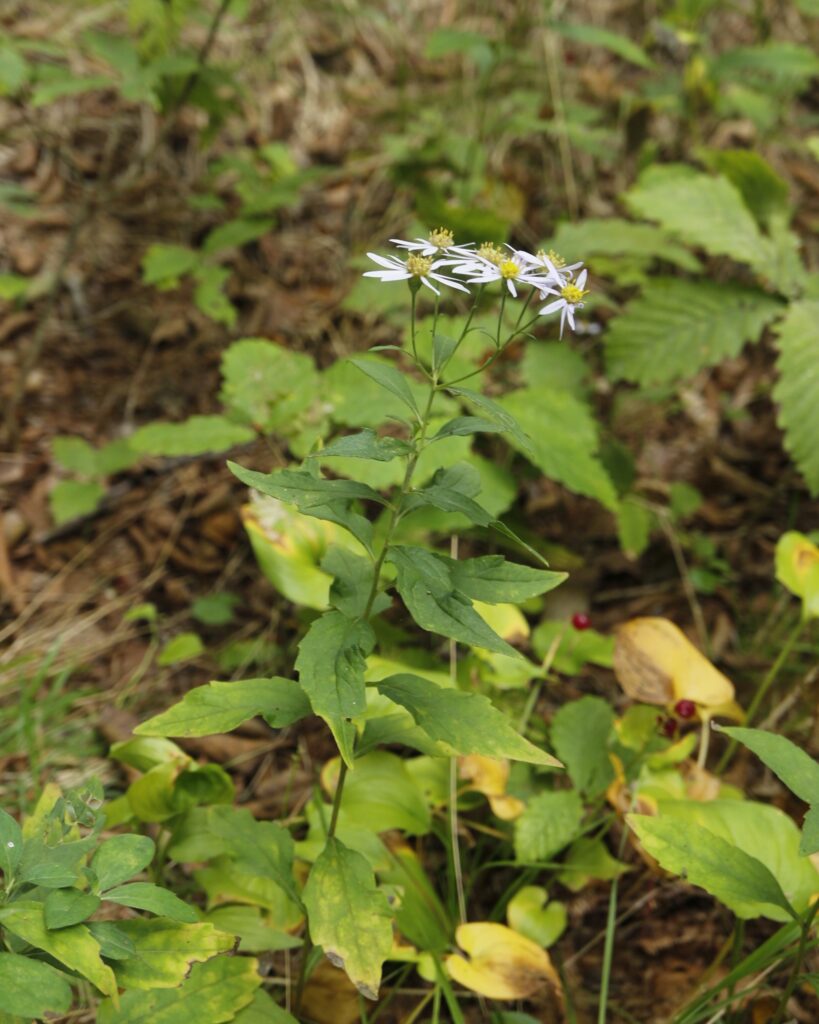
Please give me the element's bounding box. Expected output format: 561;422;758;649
111;920;235;989
92;834;155;891
387;546;523;658
322;546;390;620
628;814;796;921
403;463;494;526
431;416;505;441
103;883;198;923
720;726;819;854
446;385;534;456
0;901;118;998
228;464;388;509
774;300;819;495
98;953;261;1024
44;889;101;929
376;673;561;767
296;610;375;767
448;554;566;604
135;678;310;738
348;357;421;420
0;953;73;1019
302;837;393;1000
313;429;413;462
0;808;22;879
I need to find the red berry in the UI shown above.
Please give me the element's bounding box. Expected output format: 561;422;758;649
660;717;678;738
571;612;591;631
674;699;697;720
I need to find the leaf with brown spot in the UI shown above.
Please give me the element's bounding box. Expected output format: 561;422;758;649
446;922;561;1000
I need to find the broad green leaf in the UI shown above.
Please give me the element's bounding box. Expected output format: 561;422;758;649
446;385;534;456
348;357;421;420
49;480;105;524
205;806;300;905
711;42;819;89
18;835;96;888
193;265;236;327
157;632;204;667
555;837;630;892
532;619;614;673
448;554;566;604
506;886;567;948
721;726;819;853
321;358;437;429
191;593;238;626
104;883;198;922
204;906;301;954
87;922;137;961
112;920;235;989
548;219;701;274
135;677;310;737
296;611;375;767
624;165;774;274
53;436;100;475
316;429;413;462
203;217;272;255
774;301;819;495
376;673;561;767
551;697;615;797
141;244;200;286
322;546;388;619
108;738;184;771
302;837;393;1000
220;339;318;434
605;279;782;385
553;22;654;68
515;791;583;863
701;149;790;227
98;954;261;1024
131;417;254;457
402;462;493;527
0;902;117;997
0;953;72;1019
328;750;431;834
616;496;653;558
92;834;155;890
44;888;101;929
388;546;523;658
233;990;299;1024
628;812;796;920
0;808;22;878
497;388;618;510
228;463;387;508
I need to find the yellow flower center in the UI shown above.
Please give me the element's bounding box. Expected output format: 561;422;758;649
536;248;566;268
407;254;433;277
478;243;505;265
429;227;454;248
499;259;520;279
561;283;588;304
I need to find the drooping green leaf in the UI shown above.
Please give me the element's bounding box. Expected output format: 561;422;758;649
376;674;561;767
0;953;72;1019
431;416;505;441
701;149;790;227
331;751;431;835
203;906;301;954
44;888;101;929
206;806;300;905
103;883;198;922
111;920;235;990
628;813;796;920
514;790;584;863
322;546;388;619
228;463;387;509
446;385;534;456
131;417;254;457
448;555;566;604
498;388;619;510
302;837;393;1000
98;953;261;1024
92;834;155;891
551;697;615;797
711;42;819;90
296;610;375;767
553;22;654;68
87;922;137;961
348;357;421;420
388;546;523;658
135;677;310;737
316;429;413;462
605;279;782;386
773;301;819;495
0;902;118;997
402;462;494;527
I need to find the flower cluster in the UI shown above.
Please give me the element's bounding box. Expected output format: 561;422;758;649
364;229;589;335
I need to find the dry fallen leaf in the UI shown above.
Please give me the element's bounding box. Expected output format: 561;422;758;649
446;921;561;1000
614;617;735;708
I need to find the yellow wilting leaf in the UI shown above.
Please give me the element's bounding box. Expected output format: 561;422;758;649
459;755;525;820
613;617;735;709
474;601;530;643
446;922;561;1000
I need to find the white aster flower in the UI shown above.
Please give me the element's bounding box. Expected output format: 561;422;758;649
390;227;457;257
519;248;585;292
459;245;549;298
539;269;590;336
363;251;470;296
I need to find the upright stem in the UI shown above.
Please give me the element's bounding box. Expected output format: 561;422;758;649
772;901;819;1024
448;536;467;925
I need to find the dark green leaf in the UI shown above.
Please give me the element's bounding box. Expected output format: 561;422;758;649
515;791;584;862
402;463;493;527
0;953;72;1018
0;808;22;879
315;429;413;462
449;554;566;603
774;301;819;495
44;889;101;929
446;385;534;456
431;416;505;440
103;883;198;923
322;546;389;619
551;697;615;797
228;463;387;508
92;835;156;891
348;357;421;420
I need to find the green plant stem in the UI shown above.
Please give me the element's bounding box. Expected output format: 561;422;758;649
716;617;804;773
448;536;467;926
599;817;631;1024
772;900;819;1024
328;758;348;839
410;289;418;362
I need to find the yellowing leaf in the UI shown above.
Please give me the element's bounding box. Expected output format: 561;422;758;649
474;602;530;643
613;617;734;708
446;922;561;1000
775;531;819;617
459;755;525;820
